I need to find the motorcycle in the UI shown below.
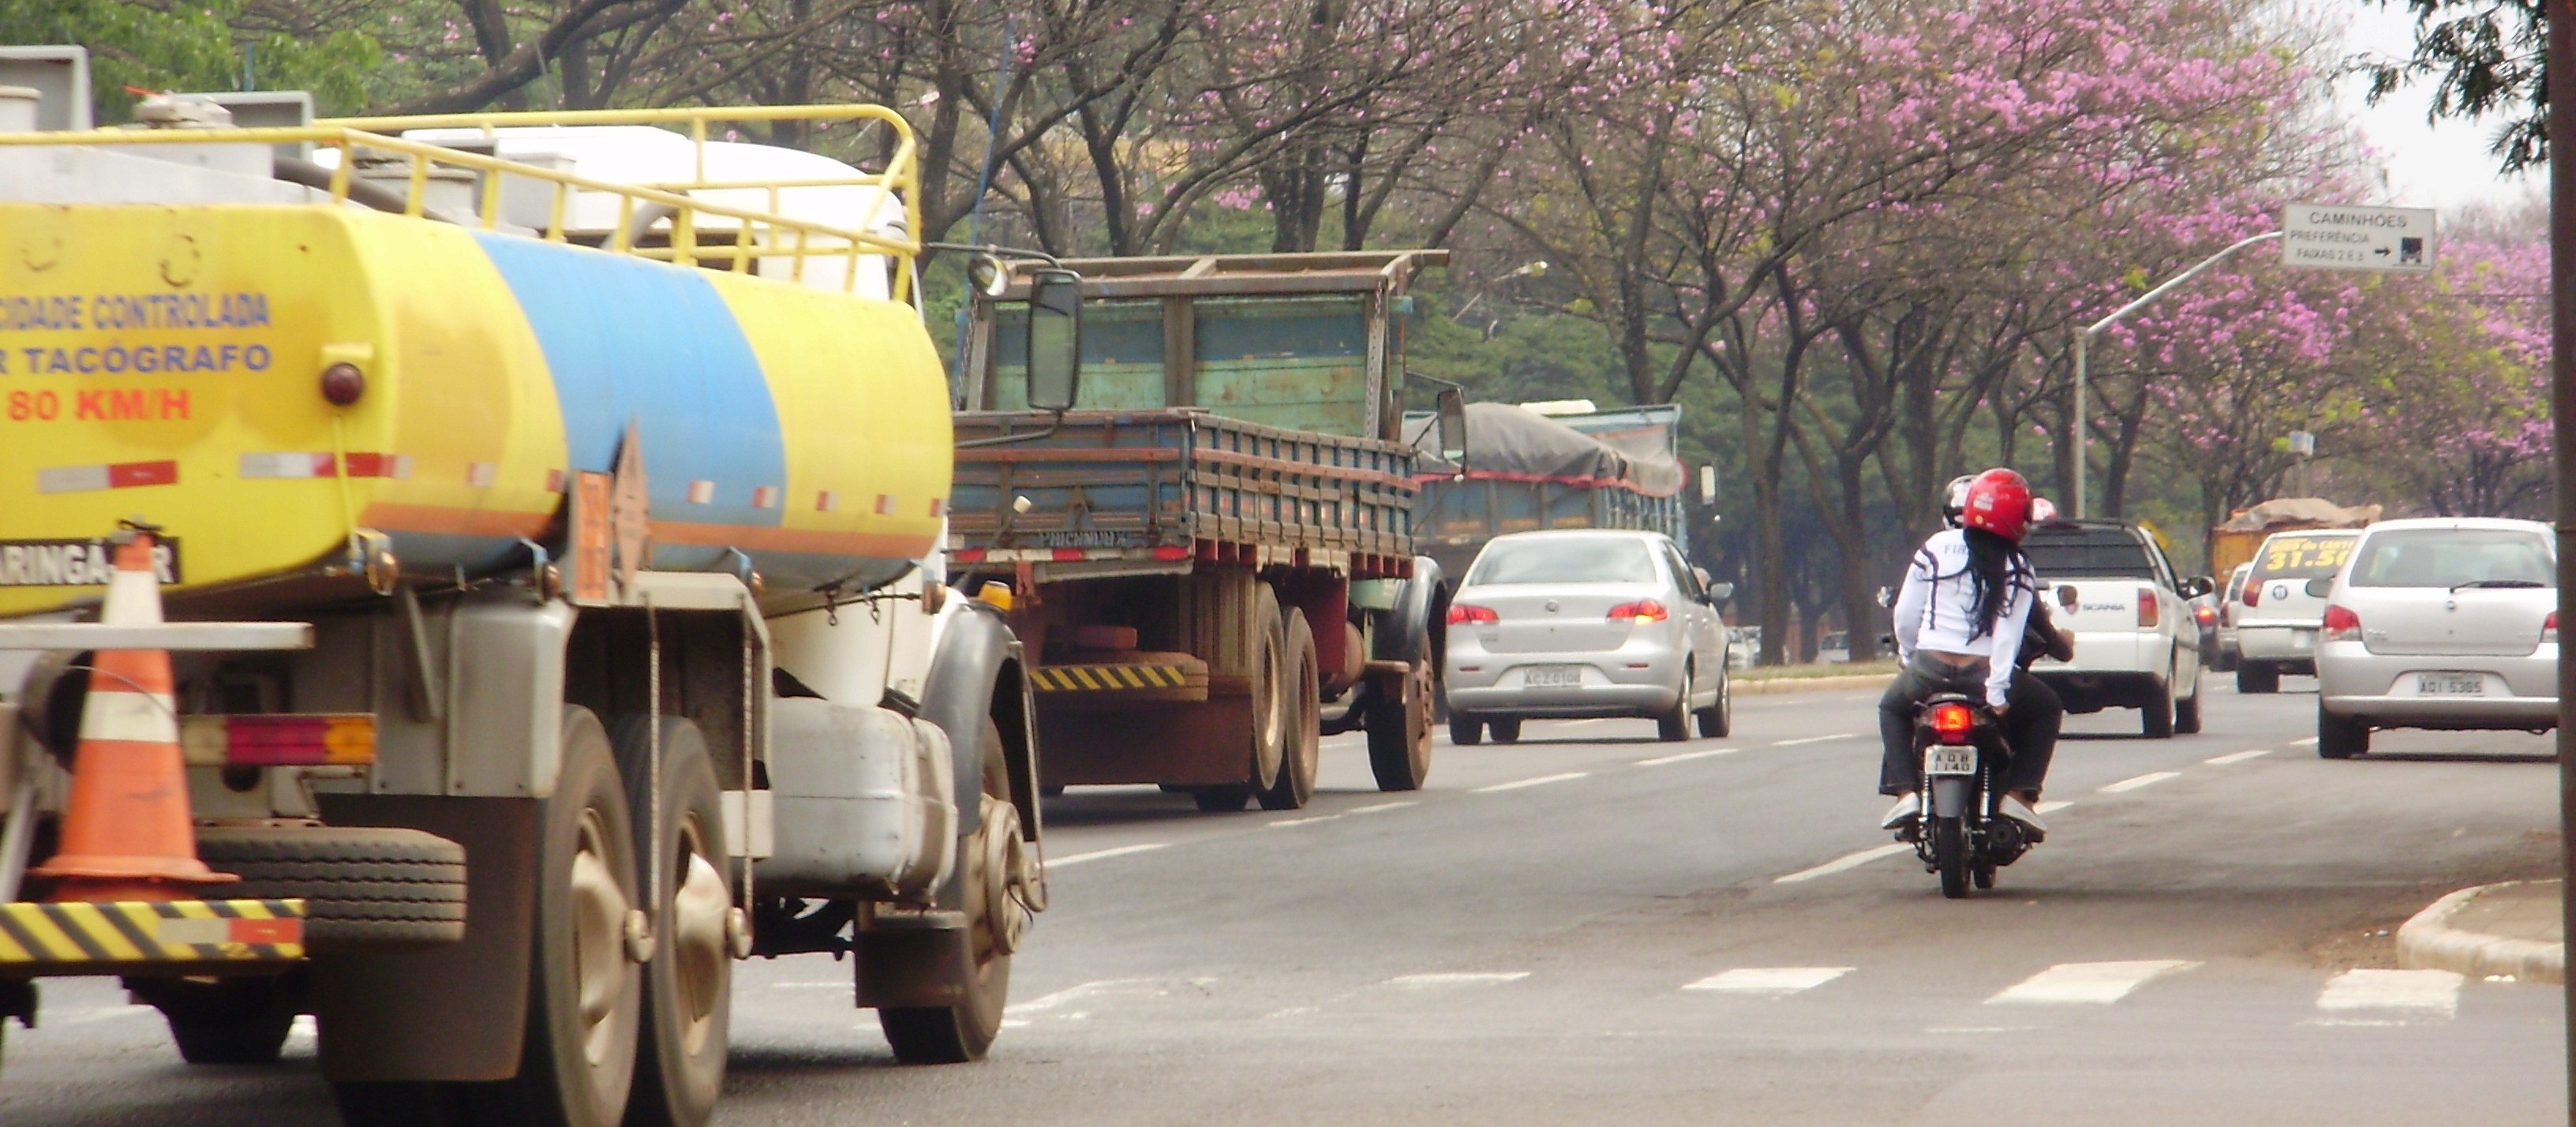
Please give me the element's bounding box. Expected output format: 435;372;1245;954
1902;694;2035;897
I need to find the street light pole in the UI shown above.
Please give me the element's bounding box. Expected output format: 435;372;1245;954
2071;230;2285;518
2548;2;2574;1115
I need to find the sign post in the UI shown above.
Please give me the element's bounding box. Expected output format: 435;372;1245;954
2282;203;2437;273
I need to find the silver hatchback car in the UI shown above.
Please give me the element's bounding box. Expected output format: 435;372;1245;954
2314;518;2558;758
1443;530;1732;744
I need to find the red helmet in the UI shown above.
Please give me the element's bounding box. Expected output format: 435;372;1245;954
1960;468;2033;541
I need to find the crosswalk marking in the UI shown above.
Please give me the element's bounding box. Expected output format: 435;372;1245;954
1774;844;1911;883
1987;960;2199;1005
2314;968;2463;1023
1473;772;1587;793
1636;747;1737;766
1773;732;1858;747
2207;748;2271;766
1386;972;1530;989
1048;843;1170;868
2098;771;2180;794
1684;967;1852;995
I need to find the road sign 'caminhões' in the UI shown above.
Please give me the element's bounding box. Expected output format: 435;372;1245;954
2281;204;2436;273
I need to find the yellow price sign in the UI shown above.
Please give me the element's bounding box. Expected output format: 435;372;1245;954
2256;534;2353;578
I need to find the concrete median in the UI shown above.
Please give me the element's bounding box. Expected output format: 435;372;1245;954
2395;879;2563;984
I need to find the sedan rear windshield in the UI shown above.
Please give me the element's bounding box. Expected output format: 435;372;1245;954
1469;537;1660;586
2251;533;2357;582
2020;528;2156;579
2349;529;2553;589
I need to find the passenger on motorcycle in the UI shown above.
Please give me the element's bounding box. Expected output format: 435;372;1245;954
1876;469;2061;836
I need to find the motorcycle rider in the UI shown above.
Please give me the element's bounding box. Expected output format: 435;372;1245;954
1877;469;2061;835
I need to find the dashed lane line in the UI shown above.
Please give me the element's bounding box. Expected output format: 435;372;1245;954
1987;960;2200;1005
2207;748;2271;766
1773;732;1859;747
1048;843;1171;868
1472;772;1589;793
1684;967;1852;996
1773;844;1911;884
2289;736;2319;747
1347;801;1416;814
2034;799;2074;814
1266;814;1342;828
1386;972;1531;989
2098;771;2180;794
1635;747;1738;767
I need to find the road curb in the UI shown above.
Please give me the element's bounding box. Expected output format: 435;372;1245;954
2395;881;2563;984
1735;673;1893;696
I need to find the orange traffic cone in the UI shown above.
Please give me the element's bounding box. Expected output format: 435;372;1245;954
29;526;235;902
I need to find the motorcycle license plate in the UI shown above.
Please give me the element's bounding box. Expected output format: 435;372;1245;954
1923;745;1977;777
2417;673;2486;696
1524;665;1582;688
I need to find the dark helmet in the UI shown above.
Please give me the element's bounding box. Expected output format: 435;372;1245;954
1940;474;1979;529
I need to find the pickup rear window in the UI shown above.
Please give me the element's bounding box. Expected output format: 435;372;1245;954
2021;528;2157;580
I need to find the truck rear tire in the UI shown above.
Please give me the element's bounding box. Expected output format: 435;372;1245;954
459;706;641;1127
1259;611;1321;811
1244;586;1288;794
611;718;731;1127
881;719;1018;1063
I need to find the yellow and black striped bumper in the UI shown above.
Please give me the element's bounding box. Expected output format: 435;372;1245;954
1031;664;1195;692
0;899;305;968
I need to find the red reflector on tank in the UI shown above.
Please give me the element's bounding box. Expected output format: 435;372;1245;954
1052;549;1087;562
1151;545;1192;561
953;549;987;563
181;714;377;767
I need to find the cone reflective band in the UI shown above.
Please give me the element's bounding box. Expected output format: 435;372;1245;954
28;530;236;901
181;714;377;767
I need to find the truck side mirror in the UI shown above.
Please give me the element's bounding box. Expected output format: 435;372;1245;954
1024;267;1083;413
1435;386;1468;463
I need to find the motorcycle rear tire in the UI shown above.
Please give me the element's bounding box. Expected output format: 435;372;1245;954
1933;817;1971;899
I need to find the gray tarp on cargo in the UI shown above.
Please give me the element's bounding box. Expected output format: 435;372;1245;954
1406;402;1682;496
2215;497;2382;533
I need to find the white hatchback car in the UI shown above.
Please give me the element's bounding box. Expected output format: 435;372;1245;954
2234;529;2362;693
2314;518;2558;758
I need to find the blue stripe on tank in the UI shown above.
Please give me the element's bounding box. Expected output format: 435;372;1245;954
471;234;787;539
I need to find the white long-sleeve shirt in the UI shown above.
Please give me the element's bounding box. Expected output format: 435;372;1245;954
1891;528;2036;708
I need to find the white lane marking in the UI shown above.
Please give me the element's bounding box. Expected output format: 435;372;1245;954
1635;747;1738;766
1267;814;1343;828
1003;976;1210;1022
1927;1024;2044;1034
2034;799;2073;814
2289;736;2319;747
1563;718;1612;725
2207;749;2271;766
1774;844;1911;884
2098;771;2180;794
2312;968;2464;1024
1684;967;1852;996
1773;732;1859;747
769;981;848;990
285;1014;317;1048
1472;772;1588;793
1988;960;2200;1005
1386;972;1530;989
1048;843;1170;867
1348;801;1416;814
1265;1005;1320;1019
53;1006;155;1026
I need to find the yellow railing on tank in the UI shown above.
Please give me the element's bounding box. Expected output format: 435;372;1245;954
0;103;922;301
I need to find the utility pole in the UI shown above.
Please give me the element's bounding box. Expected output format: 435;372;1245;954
2072;230;2283;518
2550;2;2574;1118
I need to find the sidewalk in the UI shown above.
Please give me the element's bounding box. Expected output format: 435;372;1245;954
2396;879;2564;984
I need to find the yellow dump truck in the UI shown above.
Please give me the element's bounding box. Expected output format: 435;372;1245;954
0;80;1052;1127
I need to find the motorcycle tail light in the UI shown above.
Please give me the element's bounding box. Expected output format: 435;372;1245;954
2322;604;2361;642
1447;604;1499;625
1607;599;1669;623
2544;611;2557;645
1930;702;1974;743
2194;605;2215;626
2135;586;2159;627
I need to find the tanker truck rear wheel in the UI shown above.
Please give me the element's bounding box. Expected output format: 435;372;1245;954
880;719;1021;1064
612;717;732;1127
462;707;642;1127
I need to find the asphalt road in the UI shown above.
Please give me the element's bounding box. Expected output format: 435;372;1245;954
2;676;2563;1125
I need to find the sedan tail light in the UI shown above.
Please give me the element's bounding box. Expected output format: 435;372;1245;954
1930;702;1975;744
1607;599;1669;623
2241;582;2260;608
1447;604;1499;625
2322;604;2361;642
2545;611;2558;645
2135;586;2159;628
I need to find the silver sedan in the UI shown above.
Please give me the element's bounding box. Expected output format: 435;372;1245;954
2314;517;2558;758
1442;530;1731;744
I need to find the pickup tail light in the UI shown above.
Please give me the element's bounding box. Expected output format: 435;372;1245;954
2322;604;2361;642
1606;599;1669;623
1930;702;1975;744
2545;611;2558;645
1447;604;1499;626
2135;586;2159;628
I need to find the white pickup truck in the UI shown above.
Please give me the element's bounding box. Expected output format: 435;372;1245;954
2020;520;2214;737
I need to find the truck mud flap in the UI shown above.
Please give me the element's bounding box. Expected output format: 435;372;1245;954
309;795;538;1084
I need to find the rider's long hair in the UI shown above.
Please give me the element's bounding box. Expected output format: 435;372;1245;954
1963;526;2021;640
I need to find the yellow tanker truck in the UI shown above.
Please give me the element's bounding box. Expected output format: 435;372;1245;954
0;78;1056;1127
